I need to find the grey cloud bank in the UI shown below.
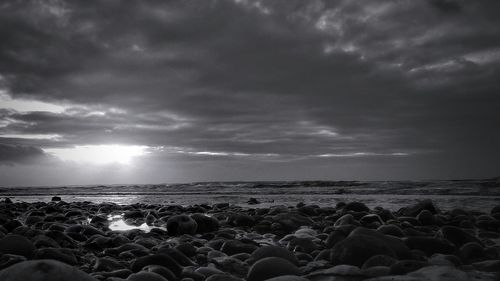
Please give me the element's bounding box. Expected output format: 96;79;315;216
0;0;499;185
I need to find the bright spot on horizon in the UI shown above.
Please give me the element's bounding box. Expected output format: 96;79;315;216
44;144;148;164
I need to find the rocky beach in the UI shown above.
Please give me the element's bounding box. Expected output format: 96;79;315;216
1;197;500;281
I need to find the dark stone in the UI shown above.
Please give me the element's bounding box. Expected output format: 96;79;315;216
0;259;97;281
405;237;457;256
398;199;439;217
246;257;301;281
325;229;347;248
51;196;62;202
190;213;219;233
330;235;397;266
128;271;169;281
247;198;260;205
248;246;299;265
166;215;197;235
0;235;35;259
0;254;26;271
416;210;436;225
344;202;370;213
33;248;78;265
272;213;314;232
221;240;258;256
130;254;182;276
349;227;412;259
157;247;196;266
123;210;144;220
439;225;482;247
390;260;428;275
472;260;500;272
459;242;485;263
377;224;405;238
143;265;178;281
362;255;398;269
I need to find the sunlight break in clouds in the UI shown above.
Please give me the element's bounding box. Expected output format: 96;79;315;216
44;145;149;165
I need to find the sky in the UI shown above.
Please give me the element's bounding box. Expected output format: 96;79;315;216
0;0;499;186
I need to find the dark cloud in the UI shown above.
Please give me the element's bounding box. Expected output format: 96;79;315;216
0;143;50;165
0;0;499;184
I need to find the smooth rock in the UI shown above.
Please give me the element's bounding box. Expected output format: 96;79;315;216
0;234;35;258
330;235;397;266
166;215;197;235
248;246;299;265
127;271;169;281
0;259;98;281
247;257;301;281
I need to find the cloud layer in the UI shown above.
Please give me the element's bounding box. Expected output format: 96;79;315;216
1;0;499;184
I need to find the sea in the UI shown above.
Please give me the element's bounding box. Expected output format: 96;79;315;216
1;179;500;213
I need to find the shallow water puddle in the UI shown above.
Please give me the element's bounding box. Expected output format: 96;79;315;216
107;213;166;233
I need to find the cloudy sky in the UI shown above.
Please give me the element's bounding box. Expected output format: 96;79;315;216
1;0;499;185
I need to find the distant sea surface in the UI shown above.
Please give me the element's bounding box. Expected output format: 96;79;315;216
1;179;500;212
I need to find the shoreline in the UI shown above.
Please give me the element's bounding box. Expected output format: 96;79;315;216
1;198;499;280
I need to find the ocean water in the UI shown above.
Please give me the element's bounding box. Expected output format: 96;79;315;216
1;179;499;212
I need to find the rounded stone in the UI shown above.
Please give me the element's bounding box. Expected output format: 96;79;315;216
190;214;219;233
343;202;369;213
166;215;197;235
0;234;35;259
248;246;299;265
0;259;98;281
390;260;428;275
247;257;301;281
330;235;397;266
127;271;169;281
362;255;398;269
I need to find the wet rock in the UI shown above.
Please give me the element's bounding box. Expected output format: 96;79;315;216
248;246;299;265
404;237;457;256
344;202;370;213
362;255;398;269
130;254;182;276
247;257;301;281
398;199;439;217
459;242;485;263
247;198;260;205
33;248;78;265
157;247;196;266
272;213;314;232
51;196;62;202
334;214;359;227
127;271;169;281
0;254;26;271
190;214;219;233
439;226;482;248
330;234;397;266
0;234;35;258
94;256;125;272
143;265;178;281
221;240;258;256
472;260;500;272
166;215;197;235
0;259;98;281
390;260;428;275
416;210;436;225
376;225;404;238
206;274;243;281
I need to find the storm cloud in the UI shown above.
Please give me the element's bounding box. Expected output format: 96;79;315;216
0;0;499;185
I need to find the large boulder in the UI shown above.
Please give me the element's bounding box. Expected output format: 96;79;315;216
0;259;98;281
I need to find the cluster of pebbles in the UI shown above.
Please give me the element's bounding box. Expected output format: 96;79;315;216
1;197;500;281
